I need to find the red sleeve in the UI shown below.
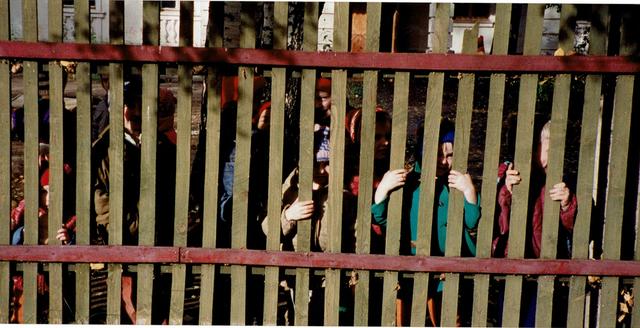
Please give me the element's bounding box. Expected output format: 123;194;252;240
497;184;512;235
559;192;577;232
10;200;25;232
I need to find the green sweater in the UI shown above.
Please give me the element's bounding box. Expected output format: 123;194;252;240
370;163;481;257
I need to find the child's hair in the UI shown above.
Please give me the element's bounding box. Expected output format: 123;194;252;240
540;120;551;142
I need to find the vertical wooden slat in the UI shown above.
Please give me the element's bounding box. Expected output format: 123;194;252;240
381;71;409;327
137;2;160;324
47;0;64;324
324;3;349;325
440;24;477;327
0;0;10;323
294;4;319;325
502;4;544;327
566;6;608;327
535;7;576;326
411;4;449;326
599;10;635;325
535;73;571;327
168;1;194;324
198;1;223;325
73;0;92;323
22;0;39;323
230;4;256;324
354;3;381;326
106;0;125;324
263;2;287;325
472;4;511;327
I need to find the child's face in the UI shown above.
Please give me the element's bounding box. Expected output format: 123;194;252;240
313;161;330;186
536;136;550;170
374;121;391;160
436;142;453;177
315;91;332;114
40;185;49;209
257;108;270;131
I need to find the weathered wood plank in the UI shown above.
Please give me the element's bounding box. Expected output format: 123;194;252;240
198;1;223;324
0;1;9;323
294;3;318;325
169;2;194;324
600;10;636;326
535;72;570;327
74;0;92;322
22;0;39;323
47;1;64;323
411;4;449;326
136;2;160;324
599;75;634;326
263;2;287;325
323;2;349;325
381;71;409;326
473;5;511;326
502;4;544;327
567;5;608;327
230;4;257;324
354;3;380;325
441;24;477;327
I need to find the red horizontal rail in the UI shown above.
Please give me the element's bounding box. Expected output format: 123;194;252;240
1;41;640;74
1;245;638;277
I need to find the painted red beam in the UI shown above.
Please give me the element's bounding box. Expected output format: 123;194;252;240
0;245;179;263
1;245;639;277
1;41;640;74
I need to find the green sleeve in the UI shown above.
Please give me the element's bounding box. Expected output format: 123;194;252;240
463;193;481;229
371;199;389;227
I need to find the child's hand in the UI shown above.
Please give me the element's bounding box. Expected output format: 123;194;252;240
549;182;571;211
285;199;314;221
374;169;408;204
504;163;521;193
448;170;477;204
56;227;70;245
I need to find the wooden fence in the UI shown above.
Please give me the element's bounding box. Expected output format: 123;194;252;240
1;2;640;326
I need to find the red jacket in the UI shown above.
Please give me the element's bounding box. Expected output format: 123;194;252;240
495;175;577;258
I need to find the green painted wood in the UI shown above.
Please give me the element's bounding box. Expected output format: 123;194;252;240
323;3;349;325
441;24;477;327
472;7;510;326
46;0;64;324
263;4;288;325
0;1;9;321
354;4;381;325
325;68;348;326
22;1;39;323
633;277;640;328
294;3;318;325
74;1;92;322
169;3;194;323
411;70;444;326
502;5;544;327
567;6;608;327
199;2;223;324
106;62;125;325
411;6;448;325
381;71;409;326
535;73;570;327
599;74;634;327
230;4;257;323
137;3;160;324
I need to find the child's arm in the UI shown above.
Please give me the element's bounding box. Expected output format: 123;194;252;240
374;169;408;204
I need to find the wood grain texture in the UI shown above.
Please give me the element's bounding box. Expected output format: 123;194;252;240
0;1;9;322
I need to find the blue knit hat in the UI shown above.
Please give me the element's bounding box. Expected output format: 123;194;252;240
440;129;455;144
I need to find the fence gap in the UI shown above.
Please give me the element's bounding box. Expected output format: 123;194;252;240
502;4;544;327
472;4;511;327
197;1;223;325
411;3;449;327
